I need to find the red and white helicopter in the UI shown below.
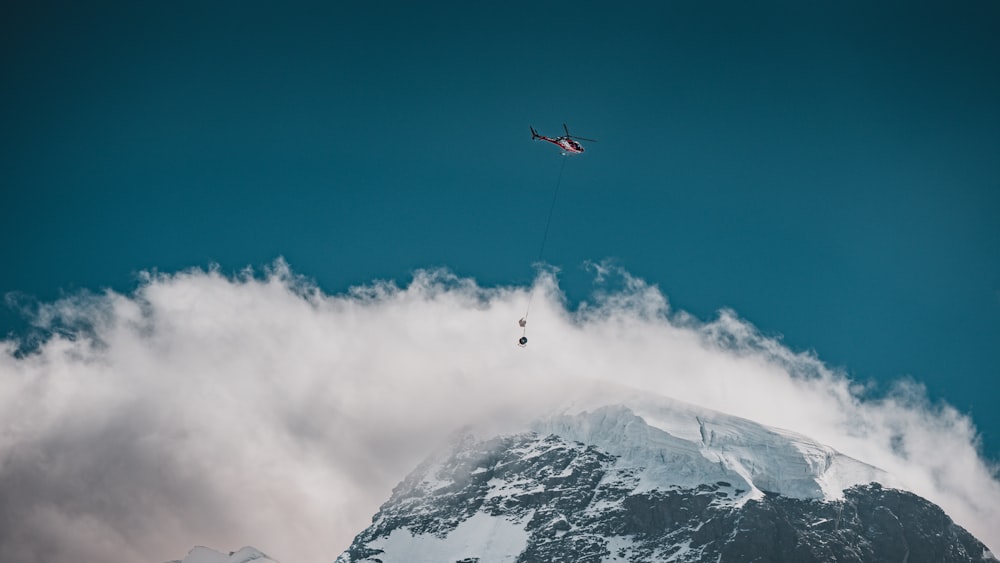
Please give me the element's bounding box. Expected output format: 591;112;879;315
530;123;597;154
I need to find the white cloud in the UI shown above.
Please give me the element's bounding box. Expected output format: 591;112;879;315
1;260;997;562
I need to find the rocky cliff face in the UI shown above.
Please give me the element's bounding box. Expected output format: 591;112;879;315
337;406;995;563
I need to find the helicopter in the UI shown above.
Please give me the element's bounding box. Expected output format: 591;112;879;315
530;123;596;154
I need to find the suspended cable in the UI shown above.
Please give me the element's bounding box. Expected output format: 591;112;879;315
535;154;568;264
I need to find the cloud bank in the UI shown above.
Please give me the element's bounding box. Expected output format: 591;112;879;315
1;261;997;562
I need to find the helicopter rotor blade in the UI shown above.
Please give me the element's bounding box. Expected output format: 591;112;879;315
562;123;596;142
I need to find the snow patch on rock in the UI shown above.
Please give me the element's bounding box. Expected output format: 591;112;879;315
359;511;529;563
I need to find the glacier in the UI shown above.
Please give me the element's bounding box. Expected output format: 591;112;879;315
535;392;892;503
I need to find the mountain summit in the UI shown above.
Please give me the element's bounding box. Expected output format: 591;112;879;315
337;396;996;562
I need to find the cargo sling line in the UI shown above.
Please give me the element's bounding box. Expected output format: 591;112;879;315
518;154;568;347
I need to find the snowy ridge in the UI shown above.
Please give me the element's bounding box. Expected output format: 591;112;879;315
538;392;890;502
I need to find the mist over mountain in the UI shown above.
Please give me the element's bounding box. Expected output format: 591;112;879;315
3;264;998;562
167;546;277;563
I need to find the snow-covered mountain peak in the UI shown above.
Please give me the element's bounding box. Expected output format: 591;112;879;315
338;389;995;562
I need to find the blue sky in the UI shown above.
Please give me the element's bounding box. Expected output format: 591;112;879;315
2;0;999;465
